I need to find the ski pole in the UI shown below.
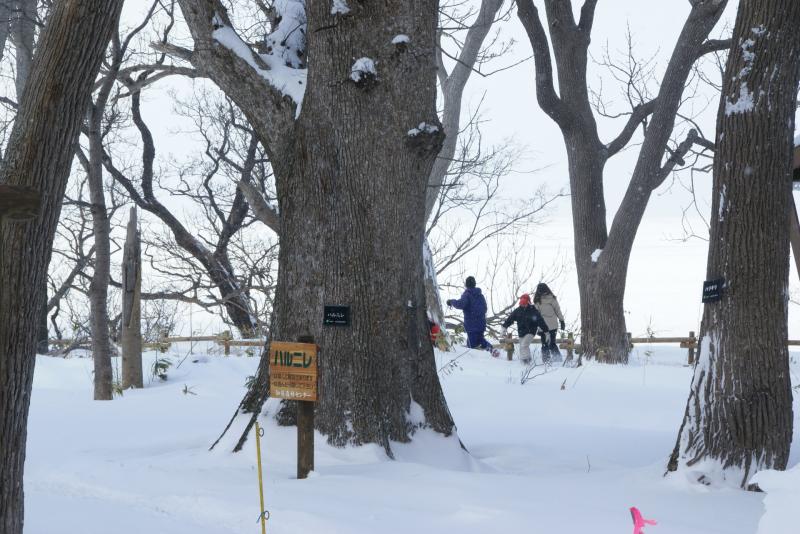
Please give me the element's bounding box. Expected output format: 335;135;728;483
255;421;268;534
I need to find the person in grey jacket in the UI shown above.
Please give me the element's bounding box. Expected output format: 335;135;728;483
533;283;565;362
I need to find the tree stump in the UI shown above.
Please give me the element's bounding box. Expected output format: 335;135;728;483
121;207;143;389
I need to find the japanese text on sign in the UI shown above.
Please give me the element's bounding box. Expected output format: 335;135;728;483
269;341;318;402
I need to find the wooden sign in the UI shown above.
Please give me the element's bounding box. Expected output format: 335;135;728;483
702;278;724;303
269;341;318;401
323;305;350;326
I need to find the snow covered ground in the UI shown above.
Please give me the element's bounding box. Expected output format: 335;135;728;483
23;344;800;533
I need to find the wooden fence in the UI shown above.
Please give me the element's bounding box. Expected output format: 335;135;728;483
50;330;800;362
503;331;800;364
49;333;266;356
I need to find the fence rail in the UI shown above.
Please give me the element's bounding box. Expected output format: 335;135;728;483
502;331;800;364
48;333;266;356
49;331;800;362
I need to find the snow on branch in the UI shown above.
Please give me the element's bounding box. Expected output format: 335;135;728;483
211;8;307;113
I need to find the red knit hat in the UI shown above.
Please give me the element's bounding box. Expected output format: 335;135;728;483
519;293;531;306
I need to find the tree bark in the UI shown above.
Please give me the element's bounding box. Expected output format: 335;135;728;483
35;283;47;353
87;98;114;400
177;0;455;454
0;0;124;531
121;207;143;389
667;0;800;488
518;0;727;362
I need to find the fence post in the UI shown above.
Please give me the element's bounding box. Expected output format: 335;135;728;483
296;334;316;479
504;335;514;361
688;330;696;365
566;332;574;362
219;330;232;355
626;332;633;351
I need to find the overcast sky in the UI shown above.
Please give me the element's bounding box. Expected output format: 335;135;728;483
127;0;800;339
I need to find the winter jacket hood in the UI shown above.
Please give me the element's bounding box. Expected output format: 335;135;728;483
535;293;564;331
448;287;488;333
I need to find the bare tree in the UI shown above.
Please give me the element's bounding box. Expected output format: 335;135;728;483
105;84;265;337
517;0;730;362
667;0;800;488
0;0;123;531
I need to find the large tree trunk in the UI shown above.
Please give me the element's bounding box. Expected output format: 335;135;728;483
273;0;454;453
667;0;800;488
177;0;456;454
0;0;123;531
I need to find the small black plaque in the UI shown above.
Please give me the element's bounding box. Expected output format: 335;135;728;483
323;305;350;326
702;279;724;303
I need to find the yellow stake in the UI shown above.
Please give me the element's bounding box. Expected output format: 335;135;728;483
255;421;267;534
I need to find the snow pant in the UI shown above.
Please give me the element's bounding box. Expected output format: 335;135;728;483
467;330;492;351
519;333;535;363
540;329;560;362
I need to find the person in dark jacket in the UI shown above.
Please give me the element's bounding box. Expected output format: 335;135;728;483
447;276;499;357
502;293;549;364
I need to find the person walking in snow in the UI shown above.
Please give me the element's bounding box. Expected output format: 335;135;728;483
447;276;499;357
533;283;565;362
502;293;549;365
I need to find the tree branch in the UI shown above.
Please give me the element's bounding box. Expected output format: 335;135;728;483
578;0;598;33
175;0;298;173
516;0;571;127
238;179;281;234
696;38;731;59
605;98;658;157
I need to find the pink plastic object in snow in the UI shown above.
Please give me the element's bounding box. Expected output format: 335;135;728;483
630;507;657;534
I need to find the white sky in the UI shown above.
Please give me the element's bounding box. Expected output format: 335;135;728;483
124;0;800;339
449;0;800;338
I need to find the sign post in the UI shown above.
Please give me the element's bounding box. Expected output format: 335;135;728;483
268;336;318;479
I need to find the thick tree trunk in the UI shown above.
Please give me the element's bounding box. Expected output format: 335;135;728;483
178;0;455;454
667;0;800;488
0;0;123;531
121;207;143;389
276;0;453;453
561;133;631;362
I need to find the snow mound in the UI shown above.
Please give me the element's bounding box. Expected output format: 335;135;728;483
752;466;800;534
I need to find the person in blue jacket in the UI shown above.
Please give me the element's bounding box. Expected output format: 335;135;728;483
447;276;499;357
